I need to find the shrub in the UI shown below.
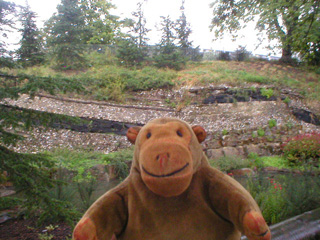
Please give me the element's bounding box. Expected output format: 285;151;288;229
222;129;229;136
103;148;133;179
247;177;287;224
268;119;277;128
283;96;291;104
247;152;265;169
217;51;231;61
257;128;265;137
246;173;320;225
260;88;274;99
281;132;320;167
234;46;251;61
153;45;187;70
209;156;250;172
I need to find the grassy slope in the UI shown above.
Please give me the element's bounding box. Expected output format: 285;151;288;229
3;60;320;111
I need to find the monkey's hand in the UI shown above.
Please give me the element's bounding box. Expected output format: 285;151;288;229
243;211;271;240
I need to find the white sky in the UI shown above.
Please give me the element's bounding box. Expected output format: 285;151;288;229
10;0;278;56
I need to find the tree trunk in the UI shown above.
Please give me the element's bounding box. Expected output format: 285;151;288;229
280;44;293;64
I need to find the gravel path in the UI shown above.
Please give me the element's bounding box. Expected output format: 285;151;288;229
3;91;319;154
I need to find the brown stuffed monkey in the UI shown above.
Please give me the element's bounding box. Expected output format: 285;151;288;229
73;118;271;240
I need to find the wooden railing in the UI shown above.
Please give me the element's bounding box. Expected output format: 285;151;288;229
241;208;320;240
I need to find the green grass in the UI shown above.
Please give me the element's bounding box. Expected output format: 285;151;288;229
4;59;320;102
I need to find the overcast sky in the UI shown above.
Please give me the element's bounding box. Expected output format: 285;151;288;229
10;0;277;55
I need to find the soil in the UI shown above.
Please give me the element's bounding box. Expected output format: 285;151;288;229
0;218;72;240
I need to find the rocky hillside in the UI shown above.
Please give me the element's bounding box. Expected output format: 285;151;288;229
4;83;320;159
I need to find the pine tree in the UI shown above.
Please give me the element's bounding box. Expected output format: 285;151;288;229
0;0;16;67
116;1;150;67
131;1;150;50
44;0;88;70
175;0;202;61
154;16;186;70
17;4;44;67
176;0;192;56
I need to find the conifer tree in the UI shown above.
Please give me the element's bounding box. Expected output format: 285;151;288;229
154;15;186;70
116;1;150;67
44;0;88;70
175;0;202;61
0;0;16;67
17;3;44;67
176;0;192;56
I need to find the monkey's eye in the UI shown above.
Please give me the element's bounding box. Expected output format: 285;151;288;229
146;132;152;139
176;130;183;137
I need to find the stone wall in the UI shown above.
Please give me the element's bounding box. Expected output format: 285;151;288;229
204;124;303;159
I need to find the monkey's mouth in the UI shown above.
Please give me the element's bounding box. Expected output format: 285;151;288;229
142;163;189;178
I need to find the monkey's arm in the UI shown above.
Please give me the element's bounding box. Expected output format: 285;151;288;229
207;169;270;240
73;182;128;240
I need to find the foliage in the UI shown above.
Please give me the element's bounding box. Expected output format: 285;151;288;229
247;153;290;170
257;128;265;137
0;197;22;211
281;132;320;167
82;66;175;97
0;146;79;224
44;0;89;70
116;37;146;68
0;71;84;224
79;0;120;45
209;156;250;172
17;4;44;67
234;46;251;62
260;88;274;99
247;152;265;170
176;1;192;52
103;148;133;179
283;96;291;104
0;0;16;67
153;44;186;70
129;1;150;50
268;119;277;128
210;0;320;64
246;173;320;224
153;16;186;70
217;51;231;61
48;148;107;210
222;129;229;136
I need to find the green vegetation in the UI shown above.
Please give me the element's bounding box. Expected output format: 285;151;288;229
282;132;320;167
210;0;320;64
268;119;277;128
247;174;320;225
260;88;274;99
222;129;229;136
209;156;251;172
103;147;133;179
257;128;265;137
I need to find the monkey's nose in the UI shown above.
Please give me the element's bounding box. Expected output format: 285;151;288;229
156;153;170;170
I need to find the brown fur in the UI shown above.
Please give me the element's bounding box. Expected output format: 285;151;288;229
73;118;270;240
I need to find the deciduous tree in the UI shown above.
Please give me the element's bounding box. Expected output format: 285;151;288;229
210;0;320;64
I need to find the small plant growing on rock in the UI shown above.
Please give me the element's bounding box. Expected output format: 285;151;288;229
283;97;290;104
260;88;274;99
257;128;265;137
268;119;277;128
222;129;229;136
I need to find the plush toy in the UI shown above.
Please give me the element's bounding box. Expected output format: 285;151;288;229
73;118;271;240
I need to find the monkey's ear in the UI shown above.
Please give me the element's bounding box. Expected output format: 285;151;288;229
127;127;142;144
192;125;207;143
